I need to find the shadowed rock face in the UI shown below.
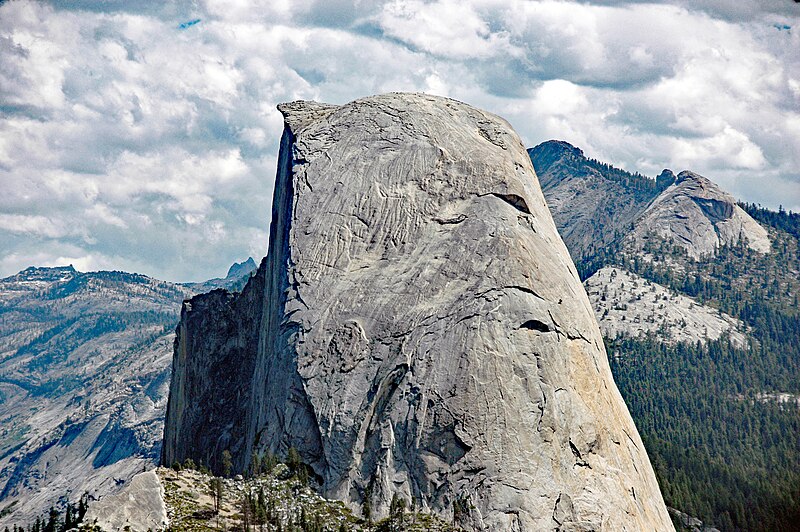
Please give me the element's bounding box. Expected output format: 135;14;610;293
162;93;673;531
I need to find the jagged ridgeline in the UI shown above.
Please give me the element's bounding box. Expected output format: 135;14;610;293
161;93;673;530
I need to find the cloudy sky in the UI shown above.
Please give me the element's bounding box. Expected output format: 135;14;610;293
1;0;799;282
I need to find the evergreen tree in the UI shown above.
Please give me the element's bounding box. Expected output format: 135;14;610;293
221;449;233;478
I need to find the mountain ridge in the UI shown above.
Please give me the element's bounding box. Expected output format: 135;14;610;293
529;140;771;273
0;261;255;528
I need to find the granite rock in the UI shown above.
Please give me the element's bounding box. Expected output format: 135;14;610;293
83;470;168;532
162;93;673;531
584;267;747;347
631;171;770;259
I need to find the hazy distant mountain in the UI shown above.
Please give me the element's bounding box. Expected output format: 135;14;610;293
530;140;800;531
0;261;254;527
183;257;257;293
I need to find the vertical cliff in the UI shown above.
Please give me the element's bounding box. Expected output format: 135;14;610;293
162;93;673;531
161;262;265;473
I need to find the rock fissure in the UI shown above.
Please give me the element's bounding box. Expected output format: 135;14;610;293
520;319;552;333
483;192;532;215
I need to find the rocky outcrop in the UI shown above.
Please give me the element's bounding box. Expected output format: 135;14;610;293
162;93;672;530
584;267;747;347
668;507;721;532
529;142;770;262
83;470;167;532
162;261;266;473
632;171;770;259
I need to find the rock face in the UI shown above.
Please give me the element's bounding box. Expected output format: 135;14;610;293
632;171;770;259
162;93;673;530
83;470;167;532
162;261;266;470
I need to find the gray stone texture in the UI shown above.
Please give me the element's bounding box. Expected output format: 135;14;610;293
162;93;673;531
585;266;747;347
83;470;168;532
631;171;770;259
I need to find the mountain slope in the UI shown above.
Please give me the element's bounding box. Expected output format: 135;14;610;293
527;141;664;264
530;140;800;531
0;267;192;527
0;262;254;528
631;171;770;259
584;266;746;347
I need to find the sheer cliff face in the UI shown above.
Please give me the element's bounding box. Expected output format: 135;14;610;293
162;93;673;531
161;262;265;472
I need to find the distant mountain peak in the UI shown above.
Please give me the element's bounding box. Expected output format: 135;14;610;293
533;139;584;155
527;140;587;184
530;142;771;262
528;140;665;262
656;169;676;189
21;264;77;274
630;169;771;258
4;265;78;283
183;257;259;294
226;257;256;279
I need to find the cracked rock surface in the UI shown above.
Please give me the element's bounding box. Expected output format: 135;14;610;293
162;93;673;531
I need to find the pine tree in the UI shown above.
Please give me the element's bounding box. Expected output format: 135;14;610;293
221;450;233;478
43;507;58;532
209;477;223;513
250;451;261;477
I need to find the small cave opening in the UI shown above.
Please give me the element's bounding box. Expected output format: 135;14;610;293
492;193;531;215
520;319;551;333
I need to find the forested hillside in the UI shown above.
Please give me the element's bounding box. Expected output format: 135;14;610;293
608;213;800;531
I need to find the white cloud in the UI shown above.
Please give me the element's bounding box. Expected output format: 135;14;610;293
0;214;72;239
378;0;513;59
0;0;798;281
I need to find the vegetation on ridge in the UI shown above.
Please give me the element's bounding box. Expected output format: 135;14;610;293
144;453;455;532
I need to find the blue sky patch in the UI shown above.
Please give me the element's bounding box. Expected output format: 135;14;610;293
178;19;201;30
